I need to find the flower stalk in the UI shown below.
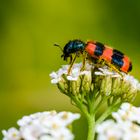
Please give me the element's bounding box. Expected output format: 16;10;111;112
87;114;95;140
96;101;122;125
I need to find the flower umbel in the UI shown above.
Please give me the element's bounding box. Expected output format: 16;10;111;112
50;62;140;102
96;103;140;140
2;111;80;140
50;62;140;140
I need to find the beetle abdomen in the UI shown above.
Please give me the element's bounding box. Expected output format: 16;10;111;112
85;41;132;73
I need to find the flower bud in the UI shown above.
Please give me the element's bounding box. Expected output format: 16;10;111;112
100;76;112;96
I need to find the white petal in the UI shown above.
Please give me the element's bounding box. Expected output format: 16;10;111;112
49;72;58;78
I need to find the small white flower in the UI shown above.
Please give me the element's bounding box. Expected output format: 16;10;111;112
67;68;80;81
48;128;74;140
73;63;82;68
94;71;104;76
2;127;21;140
96;120;114;133
17;116;32;127
57;112;81;126
49;72;61;84
124;75;140;92
39;135;54;140
96;120;123;140
80;70;91;76
112;102;140;124
20;121;46;140
120;102;131;110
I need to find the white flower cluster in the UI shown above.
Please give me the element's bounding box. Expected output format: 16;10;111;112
50;62;140;92
2;111;80;140
50;62;140;102
50;62;92;83
96;103;140;140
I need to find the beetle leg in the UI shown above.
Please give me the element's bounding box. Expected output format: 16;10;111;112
69;55;73;64
68;54;77;75
94;58;104;68
80;52;87;71
105;61;123;77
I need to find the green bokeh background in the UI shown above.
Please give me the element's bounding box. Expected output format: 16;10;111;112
0;0;140;139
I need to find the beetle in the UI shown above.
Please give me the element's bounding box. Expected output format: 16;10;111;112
57;39;132;75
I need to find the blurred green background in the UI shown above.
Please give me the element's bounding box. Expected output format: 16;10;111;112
0;0;140;139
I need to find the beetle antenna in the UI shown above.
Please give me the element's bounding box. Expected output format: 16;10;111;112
54;43;63;52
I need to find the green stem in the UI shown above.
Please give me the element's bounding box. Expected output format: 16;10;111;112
71;94;96;140
70;95;89;117
92;95;106;114
96;102;121;125
86;93;96;140
87;114;95;140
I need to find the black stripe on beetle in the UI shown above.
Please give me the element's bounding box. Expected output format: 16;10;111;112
111;53;124;68
113;49;124;58
94;42;105;56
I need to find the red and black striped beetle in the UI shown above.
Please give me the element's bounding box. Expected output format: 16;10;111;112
59;39;132;75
